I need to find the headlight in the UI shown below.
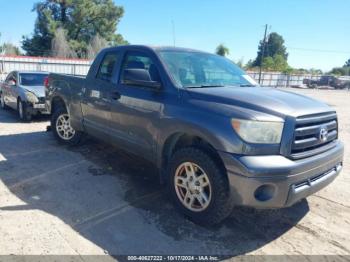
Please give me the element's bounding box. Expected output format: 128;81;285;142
25;91;39;103
231;119;284;144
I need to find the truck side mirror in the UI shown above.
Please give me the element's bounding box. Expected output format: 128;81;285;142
122;68;161;89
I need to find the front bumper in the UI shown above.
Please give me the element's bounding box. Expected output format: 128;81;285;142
27;103;50;115
218;141;344;208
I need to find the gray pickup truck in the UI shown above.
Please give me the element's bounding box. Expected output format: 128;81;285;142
46;45;344;225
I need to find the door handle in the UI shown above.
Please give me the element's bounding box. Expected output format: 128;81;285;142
111;91;121;100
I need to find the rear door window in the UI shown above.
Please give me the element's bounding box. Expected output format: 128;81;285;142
96;53;119;82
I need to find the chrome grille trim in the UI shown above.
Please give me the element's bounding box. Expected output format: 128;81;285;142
290;112;338;159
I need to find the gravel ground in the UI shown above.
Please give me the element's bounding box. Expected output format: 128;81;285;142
0;88;349;258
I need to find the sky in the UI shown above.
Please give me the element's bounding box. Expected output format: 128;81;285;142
0;0;349;71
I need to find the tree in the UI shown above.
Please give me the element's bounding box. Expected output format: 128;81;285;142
272;54;288;71
253;32;288;67
86;34;109;59
216;44;229;57
309;68;323;75
244;59;255;70
261;54;288;72
329;67;350;76
344;58;350;67
0;34;21;55
261;56;274;70
22;0;128;58
1;43;22;55
51;28;76;58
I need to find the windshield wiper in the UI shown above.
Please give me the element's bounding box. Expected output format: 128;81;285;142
240;84;257;87
186;85;226;88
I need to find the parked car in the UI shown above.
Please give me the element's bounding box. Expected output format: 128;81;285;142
303;75;350;89
46;45;344;225
0;71;50;121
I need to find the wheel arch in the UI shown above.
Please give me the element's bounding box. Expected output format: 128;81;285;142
159;132;227;184
50;96;67;114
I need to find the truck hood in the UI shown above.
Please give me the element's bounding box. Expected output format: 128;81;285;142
20;85;45;98
186;87;333;118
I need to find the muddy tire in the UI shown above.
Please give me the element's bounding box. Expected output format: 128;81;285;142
1;94;8;110
51;105;83;145
18;99;32;122
167;147;234;225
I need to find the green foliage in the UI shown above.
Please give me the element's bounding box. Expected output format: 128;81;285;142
273;54;288;71
308;68;323;75
253;32;288;67
215;44;229;57
1;43;22;55
261;54;288;71
293;68;310;74
244;59;255;70
328;58;350;76
22;0;128;58
0;33;22;55
282;66;294;74
329;67;350;76
344;58;350;67
261;56;274;70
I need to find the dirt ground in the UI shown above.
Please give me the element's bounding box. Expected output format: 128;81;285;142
0;88;349;258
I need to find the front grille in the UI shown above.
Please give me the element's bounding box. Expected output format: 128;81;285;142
291;112;338;159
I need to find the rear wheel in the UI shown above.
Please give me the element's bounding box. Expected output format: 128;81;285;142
51;105;83;145
17;99;32;122
167;147;234;225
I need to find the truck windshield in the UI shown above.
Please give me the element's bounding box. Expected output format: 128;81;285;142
20;73;48;86
158;50;258;88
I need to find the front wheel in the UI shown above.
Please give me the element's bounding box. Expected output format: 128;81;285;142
167;147;234;225
1;94;8;110
18;99;32;122
51;106;83;145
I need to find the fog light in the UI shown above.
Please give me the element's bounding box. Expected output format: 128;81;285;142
254;184;275;202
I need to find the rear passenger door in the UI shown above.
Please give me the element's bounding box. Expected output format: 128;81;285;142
81;52;120;138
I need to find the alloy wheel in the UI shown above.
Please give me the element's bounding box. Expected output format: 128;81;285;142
174;162;212;212
56;114;76;140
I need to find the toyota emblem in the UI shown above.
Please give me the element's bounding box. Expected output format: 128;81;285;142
319;127;328;142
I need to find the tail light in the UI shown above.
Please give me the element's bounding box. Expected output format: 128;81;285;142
44;76;49;88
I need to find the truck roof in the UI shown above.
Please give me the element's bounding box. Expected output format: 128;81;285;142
103;45;210;54
15;71;49;74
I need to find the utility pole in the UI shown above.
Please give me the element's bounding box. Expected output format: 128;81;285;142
258;24;268;84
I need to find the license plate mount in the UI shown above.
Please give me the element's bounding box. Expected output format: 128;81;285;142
33;104;46;109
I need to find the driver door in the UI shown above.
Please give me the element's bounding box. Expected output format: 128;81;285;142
109;50;163;161
4;72;18;109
